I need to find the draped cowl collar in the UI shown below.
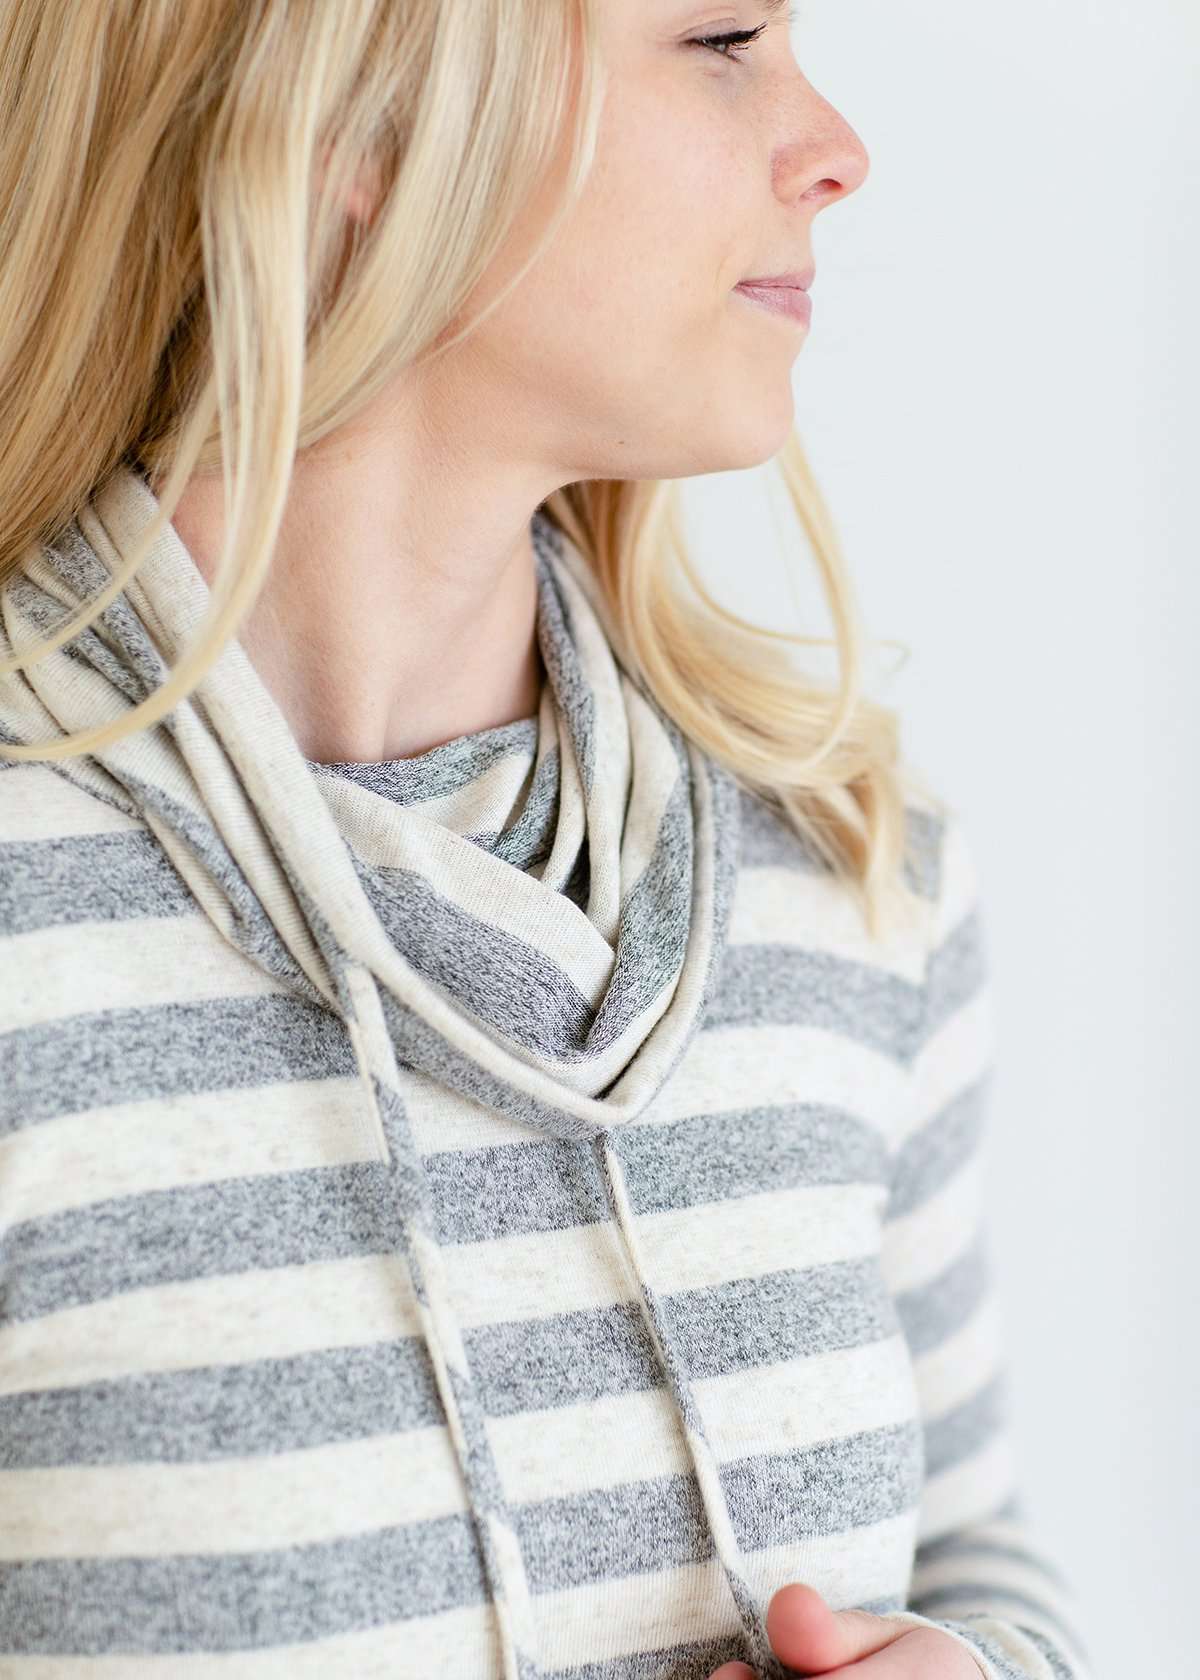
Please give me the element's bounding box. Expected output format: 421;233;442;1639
0;462;803;1679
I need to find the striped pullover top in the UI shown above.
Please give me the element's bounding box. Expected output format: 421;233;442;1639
0;484;1093;1680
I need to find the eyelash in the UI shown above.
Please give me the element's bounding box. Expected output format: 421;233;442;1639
689;8;799;61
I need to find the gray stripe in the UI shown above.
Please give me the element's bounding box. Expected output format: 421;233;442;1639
0;1512;488;1654
1;1257;901;1462
924;906;987;1039
0;1340;441;1467
485;745;558;863
3;528;163;708
706;943;925;1063
350;770;697;1062
308;715;538;798
1;1094;891;1312
891;1231;990;1359
860;1593;910;1615
910;1605;1083;1676
910;1622;1034;1680
0;809;588;1067
0;785;314;1022
923;1369;1009;1479
0;1426;923;1654
910;806;947;899
0;830;196;935
1023;1622;1088;1675
914;1521;1072;1595
516;1424;925;1593
1;994;356;1131
350;853;600;1057
886;1076;991;1221
719;1419;924;1552
645;1258;903;1384
735;785;834;871
425;1100;889;1243
2;1157;400;1322
531;520;597;797
123;766;335;1010
542;1632;764;1680
2;1084;899;1328
736;786;943;904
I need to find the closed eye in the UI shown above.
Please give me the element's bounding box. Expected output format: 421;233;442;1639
689;25;769;61
688;8;800;62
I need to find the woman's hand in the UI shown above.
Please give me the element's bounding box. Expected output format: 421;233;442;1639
709;1581;985;1678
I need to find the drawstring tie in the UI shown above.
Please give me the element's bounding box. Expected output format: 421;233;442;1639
343;961;787;1680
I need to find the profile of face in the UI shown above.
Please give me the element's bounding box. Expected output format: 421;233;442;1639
353;2;871;493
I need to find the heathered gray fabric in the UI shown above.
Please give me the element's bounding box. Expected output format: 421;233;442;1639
0;465;1092;1679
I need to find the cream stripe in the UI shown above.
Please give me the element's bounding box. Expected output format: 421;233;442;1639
0;1077;373;1223
912;1547;1077;1612
0;1526;929;1677
315;739;534;836
915;1433;1020;1544
730;865;927;978
0;1181;891;1396
313;744;534;847
634;1180;886;1294
302;786;617;996
2;913;289;1032
911;1295;1007;1418
611;684;686;889
931;814;982;946
538;1519;924;1672
939;1617;1057;1680
895;991;995;1151
70;1019;905;1170
624;1020;912;1134
0;1425;464;1559
0;1334;922;1560
0;762;145;841
0;1601;500;1677
879;1150;989;1295
0;1255;418;1397
448;1179;887;1329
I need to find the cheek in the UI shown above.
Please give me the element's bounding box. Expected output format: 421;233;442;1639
554;176;749;359
463;101;761;400
583;89;749;300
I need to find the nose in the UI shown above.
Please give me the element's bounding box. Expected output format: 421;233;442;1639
771;84;871;211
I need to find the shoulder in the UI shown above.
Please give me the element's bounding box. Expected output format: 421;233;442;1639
727;782;943;984
734;778;966;929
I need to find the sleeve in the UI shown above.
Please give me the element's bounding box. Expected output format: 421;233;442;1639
876;806;1094;1680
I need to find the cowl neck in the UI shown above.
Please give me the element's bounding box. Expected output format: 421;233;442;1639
0;462;803;1679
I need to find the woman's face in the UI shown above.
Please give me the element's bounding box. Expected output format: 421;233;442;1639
437;1;871;487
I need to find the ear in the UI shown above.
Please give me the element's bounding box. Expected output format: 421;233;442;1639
315;140;384;229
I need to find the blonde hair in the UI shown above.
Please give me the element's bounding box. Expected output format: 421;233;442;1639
0;0;945;943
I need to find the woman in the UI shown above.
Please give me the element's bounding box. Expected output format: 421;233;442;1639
0;3;1092;1678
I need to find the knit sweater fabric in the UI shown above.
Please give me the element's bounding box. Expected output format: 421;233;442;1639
0;470;1092;1679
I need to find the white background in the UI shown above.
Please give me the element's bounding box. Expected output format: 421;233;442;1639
682;3;1197;1673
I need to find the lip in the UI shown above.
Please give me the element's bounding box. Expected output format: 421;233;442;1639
737;268;815;291
734;282;813;327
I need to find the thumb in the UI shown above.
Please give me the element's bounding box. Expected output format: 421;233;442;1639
766;1584;911;1675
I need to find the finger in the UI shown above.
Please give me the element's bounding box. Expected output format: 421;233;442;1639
766;1584;913;1673
708;1665;756;1680
765;1583;845;1671
784;1628;941;1680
